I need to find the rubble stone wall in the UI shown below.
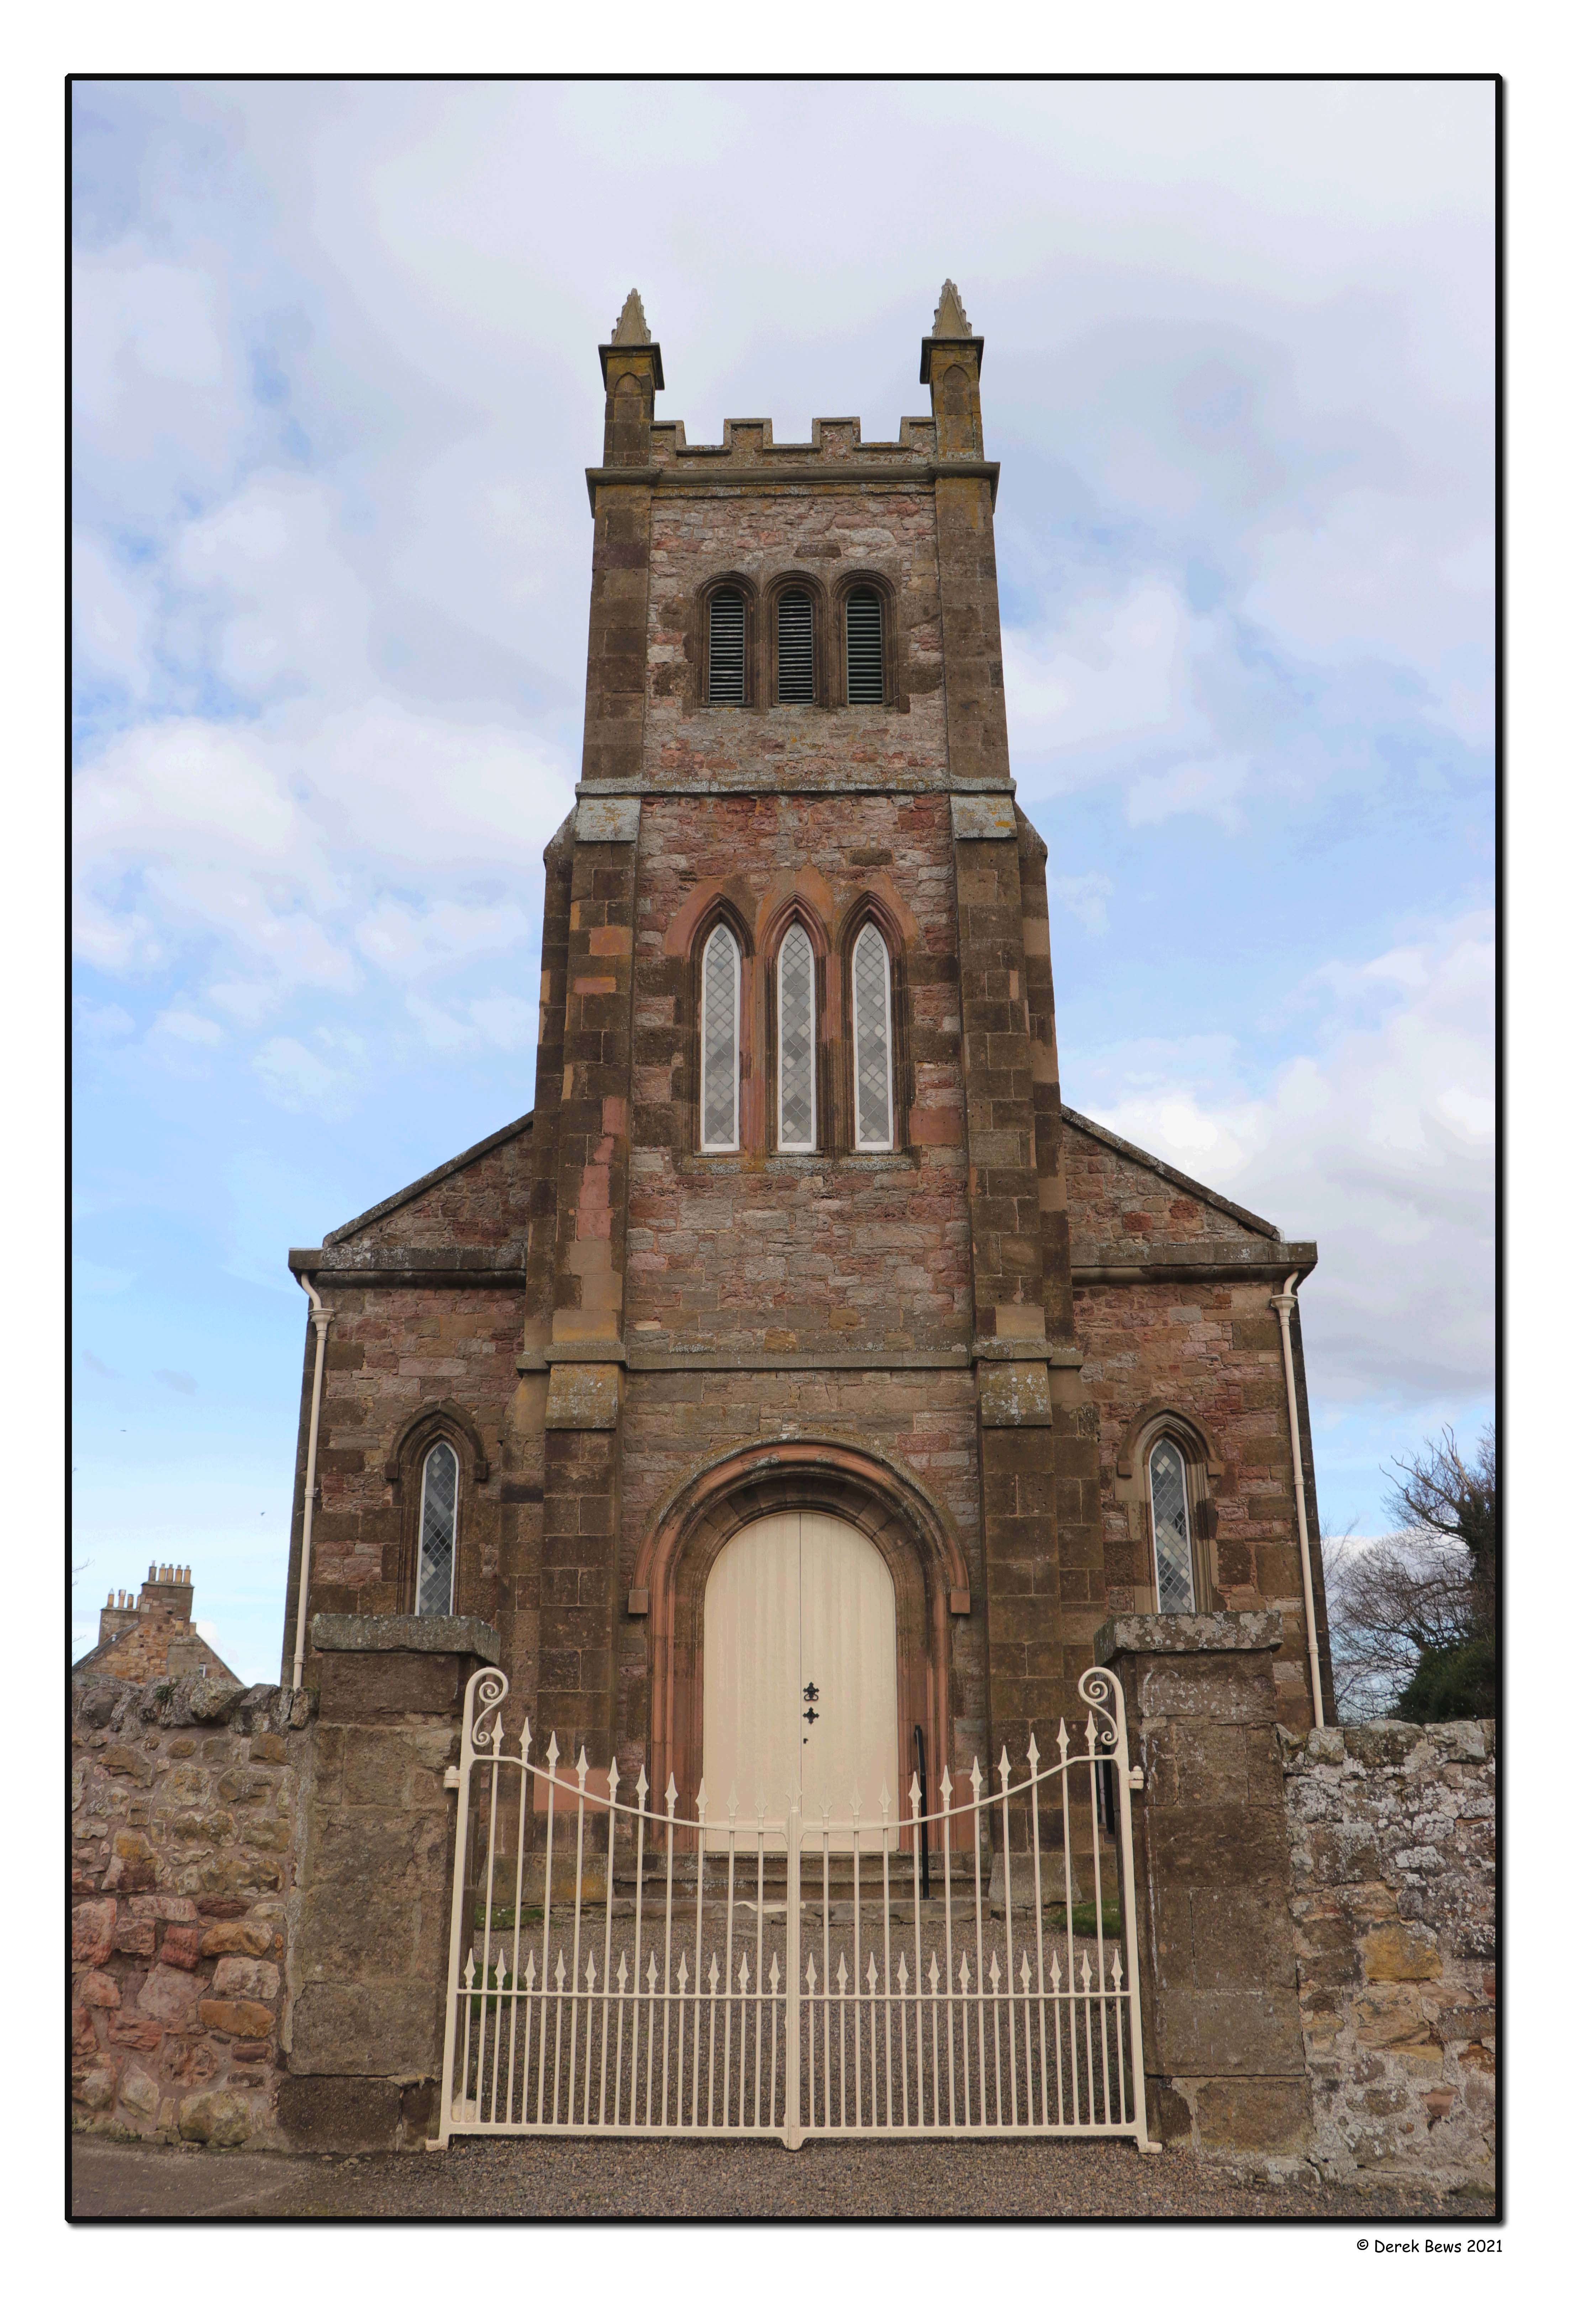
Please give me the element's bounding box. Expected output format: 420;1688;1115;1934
1281;1720;1496;2193
72;1672;311;2149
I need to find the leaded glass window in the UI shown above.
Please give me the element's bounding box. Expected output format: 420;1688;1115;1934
776;922;816;1150
852;923;894;1150
1148;1436;1197;1615
700;923;740;1151
417;1441;459;1617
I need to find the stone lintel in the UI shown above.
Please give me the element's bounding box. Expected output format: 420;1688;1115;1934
1095;1611;1284;1661
309;1614;502;1662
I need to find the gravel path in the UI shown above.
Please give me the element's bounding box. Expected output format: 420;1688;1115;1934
72;2134;1495;2222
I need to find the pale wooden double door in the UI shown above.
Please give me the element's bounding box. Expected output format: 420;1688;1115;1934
702;1512;900;1845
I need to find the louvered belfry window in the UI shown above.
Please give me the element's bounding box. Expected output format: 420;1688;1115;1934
707;588;746;705
852;923;894;1150
1149;1437;1198;1614
776;589;815;703
846;586;885;703
416;1441;458;1616
700;923;741;1150
776;922;816;1151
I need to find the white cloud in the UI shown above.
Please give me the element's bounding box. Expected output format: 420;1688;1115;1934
74;999;136;1045
150;1009;222;1046
72;239;255;519
252;1033;362;1114
154;1369;197;1395
407;989;537;1053
164;472;373;701
72;702;571;1012
1126;754;1252;831
355;896;533;979
1004;579;1219;776
1048;871;1115;934
1066;911;1493;1408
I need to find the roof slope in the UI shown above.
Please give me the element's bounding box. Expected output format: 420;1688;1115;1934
321;1111;534;1251
1062;1106;1285;1254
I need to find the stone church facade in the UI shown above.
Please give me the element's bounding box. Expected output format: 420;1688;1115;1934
280;285;1335;1817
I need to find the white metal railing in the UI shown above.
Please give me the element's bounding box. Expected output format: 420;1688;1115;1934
433;1665;1156;2150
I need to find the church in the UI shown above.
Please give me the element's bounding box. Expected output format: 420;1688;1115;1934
279;284;1334;1831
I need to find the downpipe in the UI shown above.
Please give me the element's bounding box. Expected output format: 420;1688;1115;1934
290;1272;331;1694
1269;1272;1326;1728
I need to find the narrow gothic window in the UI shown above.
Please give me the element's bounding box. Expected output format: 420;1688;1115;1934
776;922;816;1151
707;588;746;705
776;589;814;703
700;923;741;1150
851;923;894;1150
417;1441;459;1616
845;587;885;704
1148;1437;1197;1615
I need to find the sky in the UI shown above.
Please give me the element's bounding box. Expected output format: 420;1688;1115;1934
70;78;1495;1683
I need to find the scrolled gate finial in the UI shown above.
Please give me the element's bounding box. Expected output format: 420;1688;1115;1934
1077;1663;1123;1751
470;1665;510;1750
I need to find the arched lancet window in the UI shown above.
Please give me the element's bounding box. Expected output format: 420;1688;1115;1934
707;588;746;705
416;1441;459;1616
776;589;814;704
851;923;894;1151
700;922;741;1151
776;920;816;1151
1148;1436;1197;1615
845;586;885;704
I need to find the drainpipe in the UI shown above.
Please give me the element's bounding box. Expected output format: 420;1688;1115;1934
1269;1272;1326;1728
290;1273;331;1694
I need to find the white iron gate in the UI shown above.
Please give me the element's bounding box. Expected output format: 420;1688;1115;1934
433;1665;1156;2149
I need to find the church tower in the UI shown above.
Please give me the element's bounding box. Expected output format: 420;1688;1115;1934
282;288;1332;1821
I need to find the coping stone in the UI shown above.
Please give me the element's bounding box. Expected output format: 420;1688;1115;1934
574;796;641;844
1094;1611;1285;1662
310;1614;502;1661
950;793;1018;841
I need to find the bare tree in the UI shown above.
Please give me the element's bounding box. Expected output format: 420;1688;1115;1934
1385;1423;1496;1633
1322;1422;1497;1723
1322;1526;1478;1723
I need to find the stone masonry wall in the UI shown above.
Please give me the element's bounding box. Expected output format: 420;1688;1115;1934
643;477;948;790
72;1672;311;2150
300;1284;521;1637
1281;1721;1496;2193
629;789;968;1352
1078;1276;1320;1730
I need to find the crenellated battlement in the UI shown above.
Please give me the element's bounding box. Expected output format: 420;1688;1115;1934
591;282;991;515
648;413;938;465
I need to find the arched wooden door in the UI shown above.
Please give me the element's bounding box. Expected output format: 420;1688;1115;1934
702;1511;899;1843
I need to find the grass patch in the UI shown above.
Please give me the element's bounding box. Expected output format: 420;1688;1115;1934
1043;1901;1123;1939
472;1902;544;1933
